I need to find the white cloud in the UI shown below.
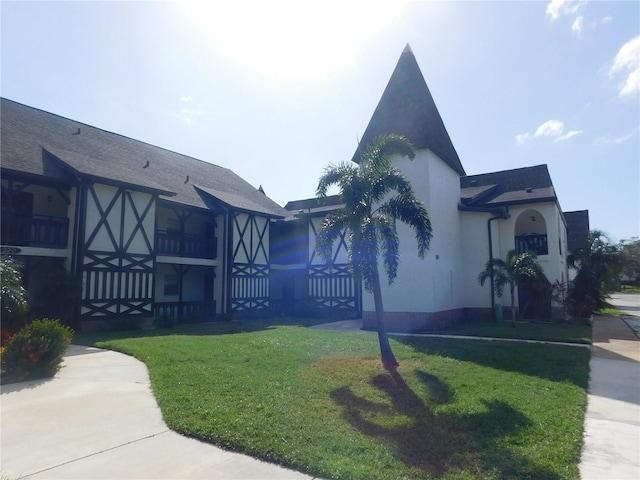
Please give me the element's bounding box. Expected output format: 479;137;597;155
571;15;584;36
177;96;206;125
535;119;564;137
545;0;587;21
596;128;638;145
516;120;582;144
610;36;640;97
555;130;582;143
600;16;612;25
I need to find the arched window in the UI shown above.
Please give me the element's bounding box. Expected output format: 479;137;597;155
514;209;548;255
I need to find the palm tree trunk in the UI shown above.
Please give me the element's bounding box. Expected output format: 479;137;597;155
371;264;399;369
510;284;517;327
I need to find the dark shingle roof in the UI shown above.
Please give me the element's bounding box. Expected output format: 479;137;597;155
284;195;344;216
1;98;289;217
564;210;590;251
352;45;465;176
460;164;557;207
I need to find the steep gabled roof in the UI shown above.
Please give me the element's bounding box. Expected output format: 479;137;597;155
564;210;590;251
1;98;289;217
352;45;465;176
460;164;557;207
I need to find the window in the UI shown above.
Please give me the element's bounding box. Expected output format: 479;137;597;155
164;274;178;296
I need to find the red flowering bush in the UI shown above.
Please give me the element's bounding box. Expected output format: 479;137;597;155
2;318;73;382
1;329;13;346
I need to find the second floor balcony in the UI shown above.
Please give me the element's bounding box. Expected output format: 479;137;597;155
156;230;217;259
515;233;548;256
1;214;69;249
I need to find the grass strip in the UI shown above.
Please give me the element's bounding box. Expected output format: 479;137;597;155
429;321;591;344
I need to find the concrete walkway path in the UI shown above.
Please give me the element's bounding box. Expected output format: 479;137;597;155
579;293;640;480
0;346;316;479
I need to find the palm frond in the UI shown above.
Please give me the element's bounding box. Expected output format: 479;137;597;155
379;195;432;258
359;134;416;173
316;162;358;199
316;211;348;264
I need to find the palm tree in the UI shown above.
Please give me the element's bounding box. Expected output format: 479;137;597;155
316;134;432;369
567;230;621;315
478;249;546;326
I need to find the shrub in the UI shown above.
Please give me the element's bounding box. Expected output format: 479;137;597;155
1;256;30;334
2;318;73;382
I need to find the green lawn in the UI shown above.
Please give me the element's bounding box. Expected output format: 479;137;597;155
431;321;592;344
78;321;591;480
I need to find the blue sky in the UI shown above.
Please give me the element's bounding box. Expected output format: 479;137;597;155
2;1;639;242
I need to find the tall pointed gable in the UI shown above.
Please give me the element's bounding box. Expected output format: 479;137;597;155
353;45;465;176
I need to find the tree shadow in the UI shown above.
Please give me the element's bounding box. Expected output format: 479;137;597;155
397;336;590;388
331;368;561;478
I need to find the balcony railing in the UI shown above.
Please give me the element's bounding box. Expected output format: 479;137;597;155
515;234;548;256
1;214;69;248
156;231;217;259
153;301;215;323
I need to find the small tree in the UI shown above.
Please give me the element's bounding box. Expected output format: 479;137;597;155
619;237;640;285
316;134;432;368
1;256;29;333
568;230;621;315
478;250;546;326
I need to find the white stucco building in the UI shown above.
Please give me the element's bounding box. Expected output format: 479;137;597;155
278;45;589;331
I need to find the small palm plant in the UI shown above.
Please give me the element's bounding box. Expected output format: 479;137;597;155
478;249;546;326
316;134;432;368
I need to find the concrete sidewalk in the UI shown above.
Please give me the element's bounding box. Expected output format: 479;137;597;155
579;294;640;479
0;345;316;480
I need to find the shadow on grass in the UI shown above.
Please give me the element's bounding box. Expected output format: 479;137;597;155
398;336;590;388
73;316;332;345
331;369;561;479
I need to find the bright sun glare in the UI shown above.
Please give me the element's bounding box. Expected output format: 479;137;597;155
182;1;407;81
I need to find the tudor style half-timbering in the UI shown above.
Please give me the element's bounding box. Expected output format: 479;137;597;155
1;98;288;330
269;196;362;318
1;44;590;333
230;212;270;312
80;183;157;318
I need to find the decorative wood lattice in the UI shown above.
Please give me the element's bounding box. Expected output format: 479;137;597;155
231;264;269;311
308;263;360;311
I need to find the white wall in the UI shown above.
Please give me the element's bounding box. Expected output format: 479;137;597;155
232;213;269;265
464;202;569;309
362;149;464;314
459;211;493;308
84;184;155;255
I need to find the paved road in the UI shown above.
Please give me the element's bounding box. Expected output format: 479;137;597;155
610;292;640;337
